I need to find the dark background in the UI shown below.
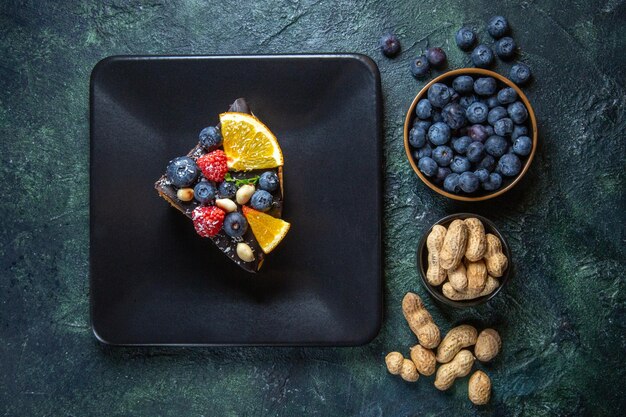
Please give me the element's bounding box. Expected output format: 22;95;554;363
1;0;624;416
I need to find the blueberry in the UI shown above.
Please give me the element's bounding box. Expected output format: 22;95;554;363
426;47;447;68
409;126;427;148
459;172;480;193
434;167;452;184
416;99;433;119
223;212;248;238
453;75;474;94
487;15;509;38
448;88;460;103
259;171;279;192
510;63;532;85
495;37;516;59
166;156;200;187
442;103;466;129
494;117;514;136
410;55;431;79
482;172;503;191
467;124;489;142
432;111;443;123
497;153;522;177
507;101;528;124
511;124;528;141
380;33;401;57
217;181;237;199
414;120;432;132
486;95;499;108
513;135;533;156
466;141;485;163
485;135;508;158
199;126;223;149
478;155;496;171
466;102;489;124
428;122;451;145
452;136;472;154
474;77;497;96
450;155;471;174
455;27;476;51
427;83;452;108
485;125;495;136
488;106;508;125
497;87;517;105
475;168;490;183
432;145;454;166
193;180;216;203
471;44;494;68
415;144;432;159
250;190;273;211
418;157;438;177
459;94;478;109
444;173;461;193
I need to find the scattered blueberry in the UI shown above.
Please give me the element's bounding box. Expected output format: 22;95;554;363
380;33;401;57
488;106;508;125
418;157;438;177
497;87;517;105
250;190;273;211
510;63;532;85
466;141;485;163
199;126;223;149
494;117;514;136
409;127;428;148
495;37;516;59
166;156;200;187
459;172;480;193
474;77;497;96
444;173;461;193
508;101;528;124
459;94;478;108
475;168;490;182
416;144;433;159
410;55;431;79
416;99;433;119
485;135;508;158
453;75;474;94
442;103;467;129
478;155;496;171
467;124;489;142
259;171;279;192
450;155;471;173
497;153;522;176
487;16;509;39
217;181;237;199
466;102;489;124
486;95;499;108
482;172;503;191
455;27;476;51
432;145;454;166
426;47;447;68
511;124;528;141
452;136;472;154
471;44;494;68
434;167;452;184
428;122;451;145
223;212;248;238
513;135;533;156
427;83;452;108
193;180;216;203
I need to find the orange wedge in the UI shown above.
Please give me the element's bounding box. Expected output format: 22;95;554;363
242;206;290;254
219;112;284;171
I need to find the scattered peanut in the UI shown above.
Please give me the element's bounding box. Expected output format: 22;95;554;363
176;188;194;202
215;198;237;213
436;325;478;363
484;234;508;278
236;184;255;204
400;358;420;382
442;276;500;301
385;352;404;375
409;345;437;376
439;220;468;270
465;260;488;295
468;370;491;405
447;262;467;291
475;329;501;362
464;218;487;262
402;292;441;349
426;225;448;286
434;349;475;391
236;242;255;262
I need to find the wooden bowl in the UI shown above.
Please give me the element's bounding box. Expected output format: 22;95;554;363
404;68;538;201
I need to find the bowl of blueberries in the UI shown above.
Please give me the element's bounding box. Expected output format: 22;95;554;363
404;68;537;201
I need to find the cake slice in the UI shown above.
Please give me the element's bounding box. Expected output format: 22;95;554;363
154;98;289;272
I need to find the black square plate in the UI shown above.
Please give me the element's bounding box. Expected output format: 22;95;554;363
90;55;382;346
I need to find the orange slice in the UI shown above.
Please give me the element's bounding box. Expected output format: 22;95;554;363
219;112;284;171
242;206;290;254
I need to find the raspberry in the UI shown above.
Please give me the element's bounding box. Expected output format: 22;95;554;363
192;206;225;237
197;150;228;182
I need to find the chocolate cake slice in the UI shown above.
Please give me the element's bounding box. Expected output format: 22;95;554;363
154;98;285;273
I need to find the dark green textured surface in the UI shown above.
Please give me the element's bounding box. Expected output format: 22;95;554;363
1;0;625;415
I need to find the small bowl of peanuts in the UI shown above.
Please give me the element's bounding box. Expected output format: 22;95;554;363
418;213;511;308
